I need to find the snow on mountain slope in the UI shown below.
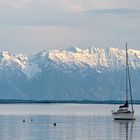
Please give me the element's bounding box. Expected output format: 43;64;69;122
0;47;140;79
0;51;27;68
46;47;140;71
0;47;140;100
22;63;41;80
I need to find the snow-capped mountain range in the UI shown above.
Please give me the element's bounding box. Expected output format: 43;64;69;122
0;47;140;100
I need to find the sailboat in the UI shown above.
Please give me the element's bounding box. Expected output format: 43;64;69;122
112;44;135;120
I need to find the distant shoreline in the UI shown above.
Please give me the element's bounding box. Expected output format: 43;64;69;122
0;99;139;104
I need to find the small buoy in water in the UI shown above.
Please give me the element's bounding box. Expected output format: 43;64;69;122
22;120;25;123
53;122;56;126
31;118;33;122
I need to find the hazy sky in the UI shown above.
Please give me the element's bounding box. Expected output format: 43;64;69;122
0;0;140;53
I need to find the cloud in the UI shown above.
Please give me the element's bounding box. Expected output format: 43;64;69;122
0;0;140;53
0;0;139;11
0;26;90;53
85;8;140;15
0;0;32;8
0;1;139;30
60;0;140;12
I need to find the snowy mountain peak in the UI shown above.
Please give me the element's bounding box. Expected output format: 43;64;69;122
39;47;140;72
0;51;11;60
65;47;83;53
0;47;140;80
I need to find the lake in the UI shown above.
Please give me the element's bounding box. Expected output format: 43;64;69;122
0;104;139;140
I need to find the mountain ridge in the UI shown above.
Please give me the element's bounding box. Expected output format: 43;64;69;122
0;47;140;100
0;47;140;79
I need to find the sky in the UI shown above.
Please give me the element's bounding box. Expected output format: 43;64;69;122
0;0;140;53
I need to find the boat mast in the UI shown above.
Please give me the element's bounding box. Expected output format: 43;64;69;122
126;44;134;113
126;44;128;102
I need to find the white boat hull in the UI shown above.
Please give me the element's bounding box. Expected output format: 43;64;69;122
112;112;135;120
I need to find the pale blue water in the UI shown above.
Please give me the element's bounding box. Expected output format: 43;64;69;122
0;104;139;140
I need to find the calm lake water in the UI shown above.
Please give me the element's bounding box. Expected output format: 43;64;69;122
0;104;140;140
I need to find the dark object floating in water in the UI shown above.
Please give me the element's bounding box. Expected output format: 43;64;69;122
22;120;25;123
31;118;33;122
53;122;56;126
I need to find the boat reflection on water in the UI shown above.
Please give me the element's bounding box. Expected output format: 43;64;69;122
114;120;134;140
